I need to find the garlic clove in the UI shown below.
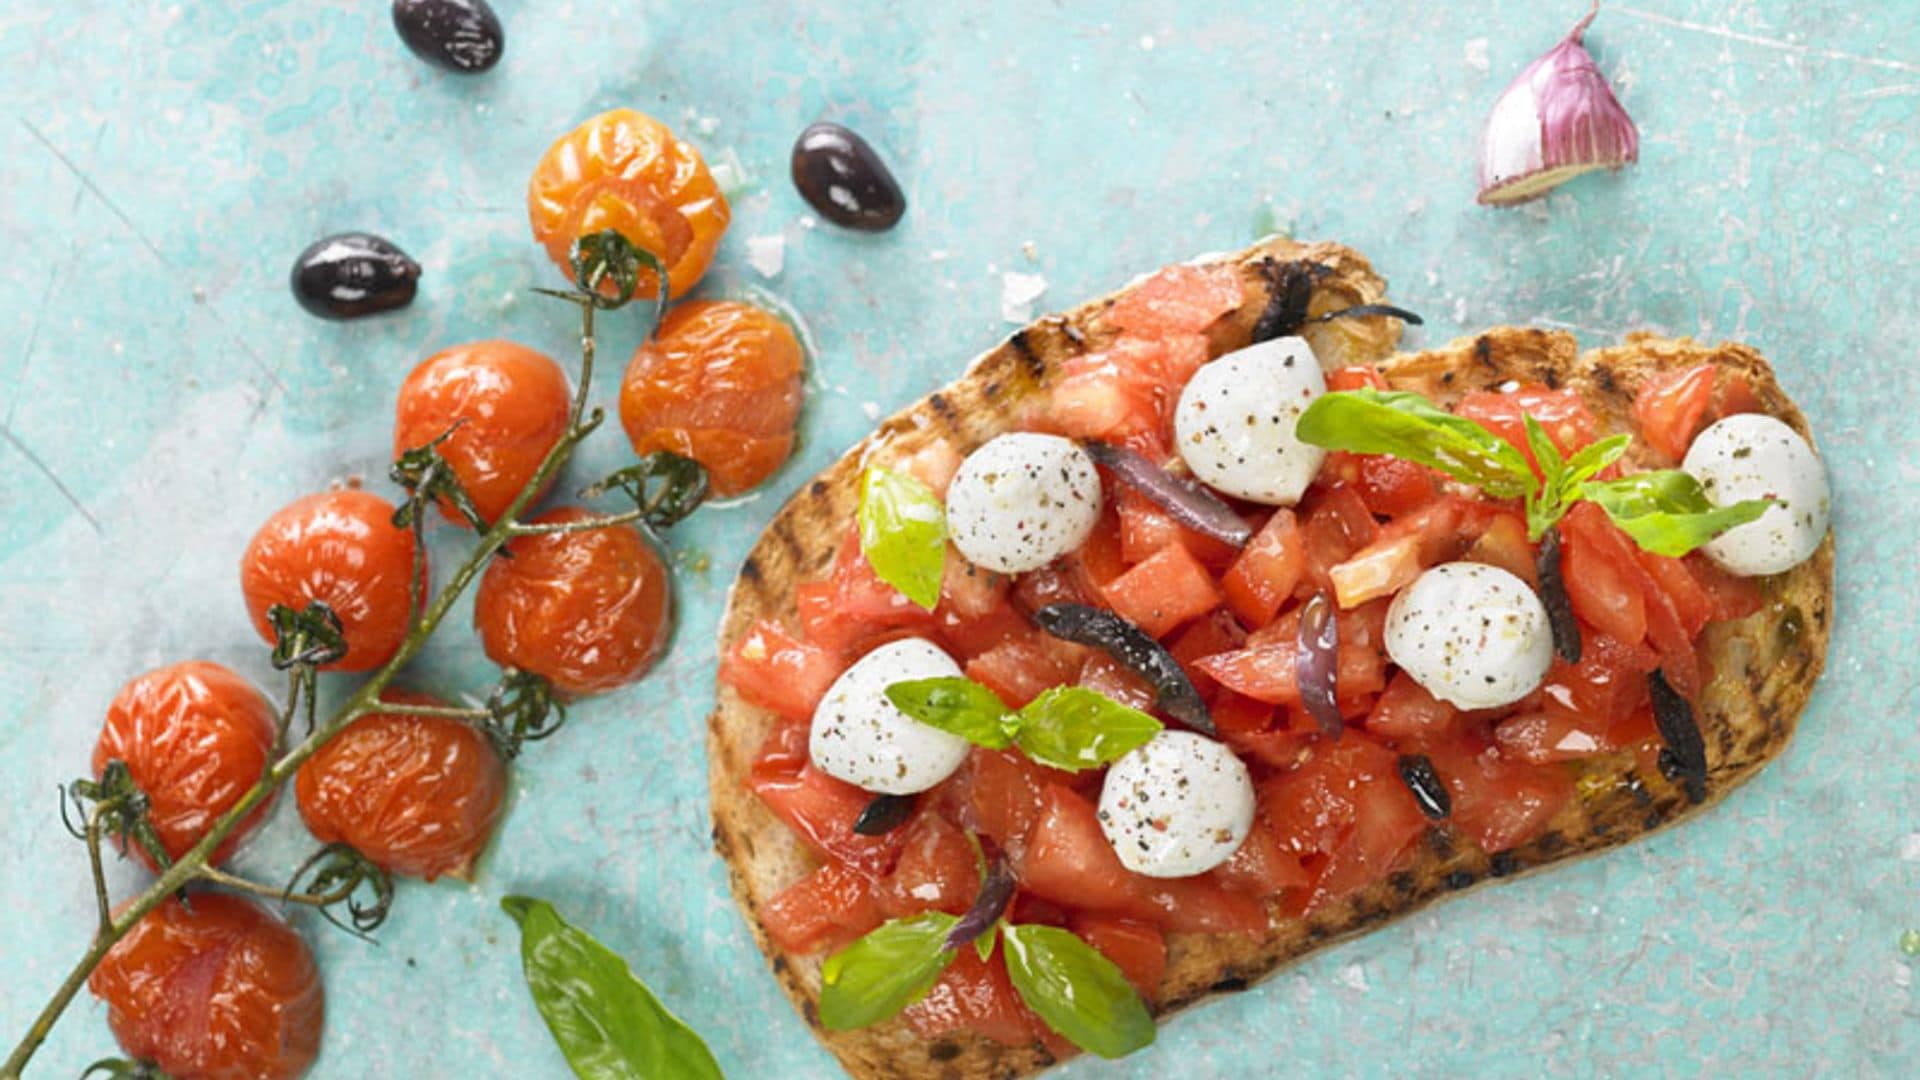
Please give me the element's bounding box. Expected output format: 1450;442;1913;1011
1476;3;1639;207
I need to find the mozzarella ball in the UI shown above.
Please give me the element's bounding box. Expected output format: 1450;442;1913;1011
1173;336;1327;505
945;433;1102;574
1682;413;1830;577
1384;563;1553;710
1097;731;1254;878
809;638;971;795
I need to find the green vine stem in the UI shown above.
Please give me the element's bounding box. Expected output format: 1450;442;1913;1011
0;232;660;1078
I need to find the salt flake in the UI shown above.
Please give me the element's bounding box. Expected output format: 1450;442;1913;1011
1000;271;1048;324
746;234;786;279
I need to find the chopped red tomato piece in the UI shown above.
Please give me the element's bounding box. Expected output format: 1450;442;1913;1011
1329;533;1422;609
1326;365;1387;392
1078;653;1157;712
1560;505;1648;645
1492;709;1614;764
762;863;884;954
895;439;963;498
799;532;934;651
1115;488;1241;569
719;619;841;722
1211;818;1311;897
1016;786;1141;913
1424;741;1573;854
1351;455;1439;517
1463;512;1537;587
963;749;1077;851
1685;554;1763;622
1069;916;1167;1000
1456;385;1599;472
1564;505;1702;696
1105;263;1245;337
1711;372;1762;419
1260;734;1427;913
1298;485;1380;595
1102;542;1223;639
902;949;1043;1048
1365;671;1457;741
1633;364;1716;462
1133;878;1270;935
880;815;981;918
1196;611;1387;709
1167;610;1247;700
1537;633;1658;725
1212;690;1311;769
748;724;903;875
1221;509;1304;628
965;628;1087;709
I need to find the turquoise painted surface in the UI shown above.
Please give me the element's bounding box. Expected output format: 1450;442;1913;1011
1;0;1916;1075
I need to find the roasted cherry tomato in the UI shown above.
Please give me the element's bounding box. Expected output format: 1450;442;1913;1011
473;508;671;695
393;340;572;525
526;108;730;300
89;893;323;1080
618;300;804;497
92;661;278;870
294;689;507;881
240;490;420;672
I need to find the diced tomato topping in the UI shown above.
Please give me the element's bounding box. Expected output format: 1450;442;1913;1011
762;863;884;954
962;748;1078;851
965;628;1087;709
1463;512;1537;587
1197;604;1388;709
1711;372;1762;419
1492;709;1615;764
1070;916;1167;1000
1424;741;1574;855
1102;542;1223;639
902;949;1044;1048
1365;671;1458;741
1133;878;1270;935
1167;610;1247;700
1326;365;1388;392
1563;505;1703;696
1260;735;1428;913
1212;689;1312;769
1560;504;1648;645
895;439;964;498
748;724;904;875
1298;485;1380;595
719;618;841;722
1221;509;1304;628
1016;786;1142;914
1633;364;1716;462
879;815;981;918
1211;817;1311;897
1537;633;1659;725
1078;653;1157;712
1329;533;1422;609
1456;385;1599;472
1115;488;1241;569
798;531;935;652
1350;455;1439;518
1633;547;1714;638
1685;554;1764;622
1105;263;1245;337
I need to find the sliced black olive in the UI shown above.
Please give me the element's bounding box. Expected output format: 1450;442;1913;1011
1081;440;1251;547
1397;753;1452;820
392;0;504;74
1648;670;1707;804
290;233;420;320
1032;604;1212;734
790;122;906;232
1536;527;1583;663
945;844;1015;951
851;793;914;836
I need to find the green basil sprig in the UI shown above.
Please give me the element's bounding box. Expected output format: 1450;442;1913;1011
885;678;1162;772
820;914;1156;1060
858;466;947;611
502;896;725;1080
1001;924;1157;1060
1580;470;1774;557
1296;388;1772;556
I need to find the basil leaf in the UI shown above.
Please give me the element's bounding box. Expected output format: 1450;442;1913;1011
1526;425;1631;541
1013;687;1163;772
1581;470;1775;557
501;896;725;1080
1001;924;1155;1060
858;467;947;611
884;677;1017;749
1295;389;1534;499
819;913;961;1031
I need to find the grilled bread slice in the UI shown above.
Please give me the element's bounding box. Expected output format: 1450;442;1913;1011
707;236;1833;1079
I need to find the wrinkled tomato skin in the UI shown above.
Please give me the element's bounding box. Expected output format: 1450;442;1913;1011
619;300;805;497
474;508;672;696
93;662;278;870
89;894;323;1080
393;340;571;525
527;108;730;299
294;690;507;881
240;489;420;672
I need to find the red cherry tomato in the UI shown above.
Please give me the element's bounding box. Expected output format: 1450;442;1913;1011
473;507;671;695
294;690;507;881
92;661;278;870
393;341;572;525
240;490;420;672
526;108;730;300
618;300;805;497
89;893;323;1080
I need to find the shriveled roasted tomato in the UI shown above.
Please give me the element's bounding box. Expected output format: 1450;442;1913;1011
89;893;323;1080
618;300;804;497
240;490;420;672
294;690;506;881
474;508;671;695
526;108;730;299
393;340;571;525
92;661;278;870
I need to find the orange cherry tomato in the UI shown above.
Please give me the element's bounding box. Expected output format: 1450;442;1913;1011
240;490;420;672
92;661;278;870
393;340;572;525
473;507;672;695
526;108;730;300
294;689;507;881
618;300;805;497
89;893;323;1080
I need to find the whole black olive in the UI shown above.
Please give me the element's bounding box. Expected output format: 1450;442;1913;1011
392;0;504;74
290;233;421;320
790;121;906;232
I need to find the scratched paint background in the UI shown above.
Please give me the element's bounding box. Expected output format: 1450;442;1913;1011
1;0;1916;1075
